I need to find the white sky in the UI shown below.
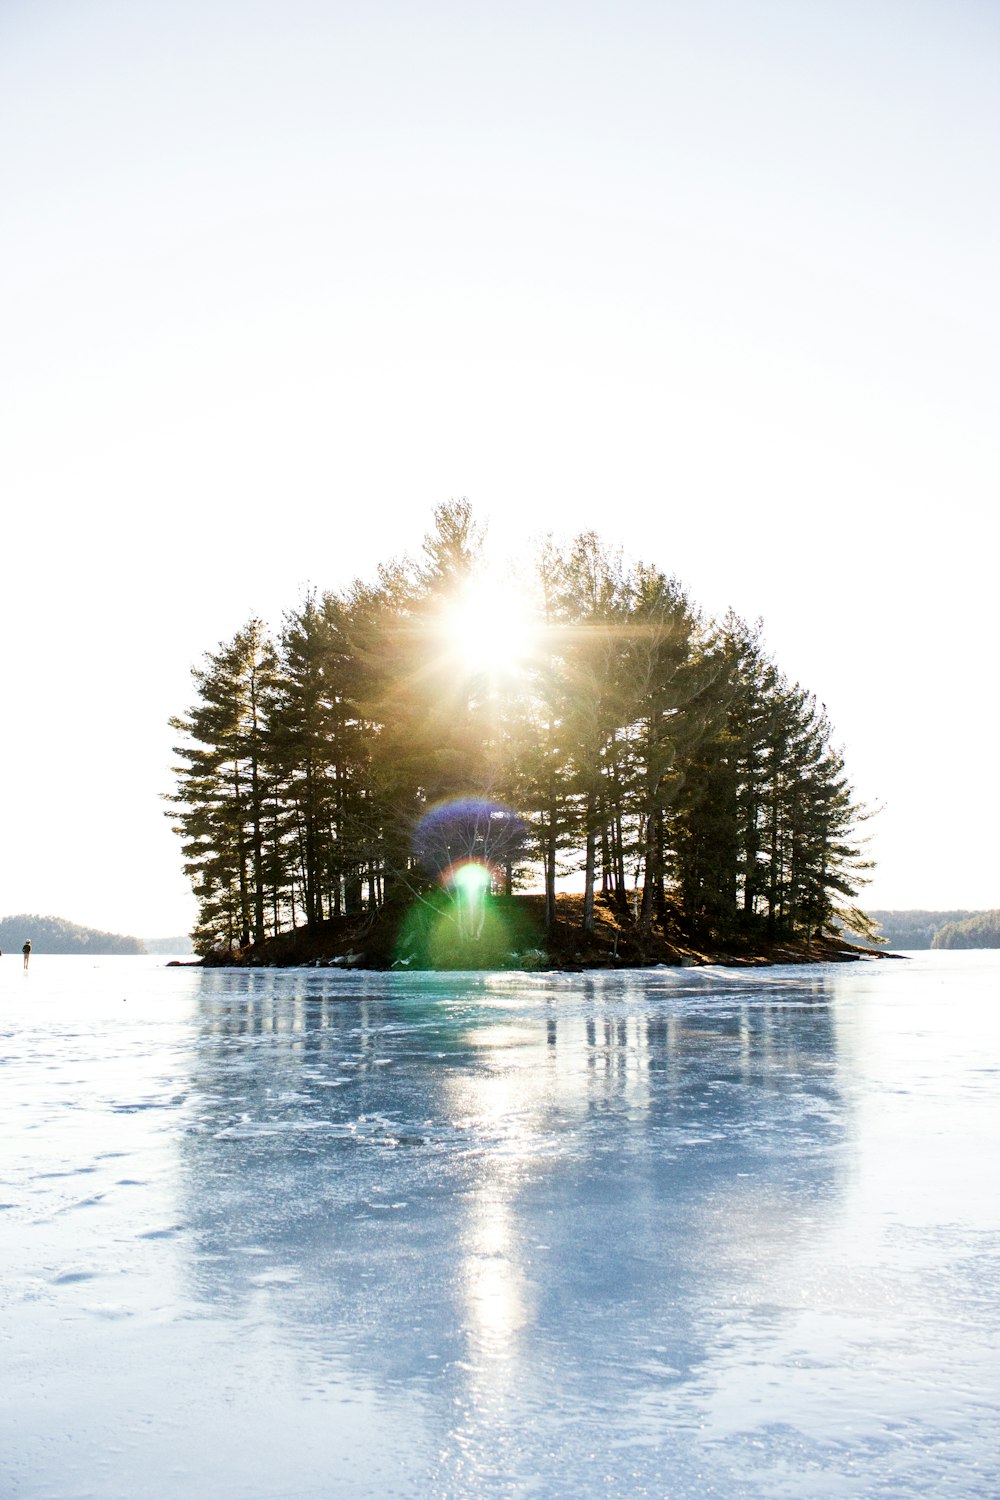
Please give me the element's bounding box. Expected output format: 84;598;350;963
2;0;997;937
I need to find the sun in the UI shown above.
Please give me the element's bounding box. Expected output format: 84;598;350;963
441;577;538;679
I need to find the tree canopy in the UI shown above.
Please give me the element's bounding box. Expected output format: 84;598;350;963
168;503;873;956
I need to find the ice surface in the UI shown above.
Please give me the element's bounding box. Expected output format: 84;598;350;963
2;952;999;1498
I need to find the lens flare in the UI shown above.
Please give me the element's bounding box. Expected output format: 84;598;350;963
450;861;492;897
408;798;528;951
448;859;492;939
412;797;526;888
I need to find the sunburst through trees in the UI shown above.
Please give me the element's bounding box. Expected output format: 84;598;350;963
167;502;872;955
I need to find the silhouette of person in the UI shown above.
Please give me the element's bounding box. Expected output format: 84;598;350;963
22;940;31;970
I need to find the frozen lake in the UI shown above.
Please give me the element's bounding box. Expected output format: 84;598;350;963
2;952;998;1498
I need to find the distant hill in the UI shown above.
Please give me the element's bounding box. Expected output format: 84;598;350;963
143;934;194;955
932;911;1000;949
0;914;145;955
863;910;987;950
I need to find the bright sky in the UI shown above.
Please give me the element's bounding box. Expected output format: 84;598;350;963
2;0;997;937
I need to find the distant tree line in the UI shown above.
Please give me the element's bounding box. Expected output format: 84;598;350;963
932;911;1000;949
143;934;195;956
0;914;145;955
859;910;1000;949
168;504;872;954
862;910;978;949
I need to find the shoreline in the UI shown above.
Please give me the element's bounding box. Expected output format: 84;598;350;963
184;893;899;972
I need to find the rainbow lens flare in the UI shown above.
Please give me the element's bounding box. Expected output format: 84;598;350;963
398;797;530;963
412;797;526;893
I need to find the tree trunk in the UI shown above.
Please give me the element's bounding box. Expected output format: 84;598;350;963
639;806;657;934
544;821;557;931
582;788;597;933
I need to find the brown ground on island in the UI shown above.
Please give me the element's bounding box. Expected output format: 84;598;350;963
197;892;890;970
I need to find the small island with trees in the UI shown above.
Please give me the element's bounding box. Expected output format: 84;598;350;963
168;504;881;970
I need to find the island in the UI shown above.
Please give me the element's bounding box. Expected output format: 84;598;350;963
169;504;879;970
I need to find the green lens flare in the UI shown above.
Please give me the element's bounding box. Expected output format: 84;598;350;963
393;884;542;970
452;861;491;896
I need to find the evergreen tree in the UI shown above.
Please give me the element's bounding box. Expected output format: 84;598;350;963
670;615;870;941
168;619;278;950
519;538;581;930
551;533;632;932
623;564;718;933
269;594;346;929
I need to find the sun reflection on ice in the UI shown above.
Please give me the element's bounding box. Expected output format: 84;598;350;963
463;1192;527;1357
445;1035;541;1370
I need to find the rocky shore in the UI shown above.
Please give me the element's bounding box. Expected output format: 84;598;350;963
192;892;894;971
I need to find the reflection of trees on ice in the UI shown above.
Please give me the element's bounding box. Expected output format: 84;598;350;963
164;968;892;1496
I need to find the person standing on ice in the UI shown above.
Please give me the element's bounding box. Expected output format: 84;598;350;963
22;939;31;970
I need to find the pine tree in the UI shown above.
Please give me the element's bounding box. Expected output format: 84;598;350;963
544;533;632;932
623;564;718;934
269;594;349;929
168;619;278;950
670;615;870;943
